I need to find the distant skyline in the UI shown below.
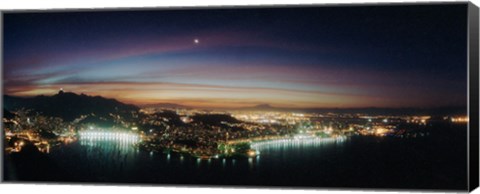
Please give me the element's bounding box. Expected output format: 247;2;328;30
3;5;468;108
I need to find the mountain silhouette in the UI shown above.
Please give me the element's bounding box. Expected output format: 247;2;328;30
3;109;15;120
3;92;138;122
253;104;274;109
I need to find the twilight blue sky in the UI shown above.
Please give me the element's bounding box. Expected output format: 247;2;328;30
3;4;468;108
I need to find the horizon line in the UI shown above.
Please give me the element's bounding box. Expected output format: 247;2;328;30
3;92;468;111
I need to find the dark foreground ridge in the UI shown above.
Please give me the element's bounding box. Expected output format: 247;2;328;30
3;92;138;122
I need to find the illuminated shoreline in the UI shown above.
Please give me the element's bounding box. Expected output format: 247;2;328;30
78;131;140;143
250;135;347;150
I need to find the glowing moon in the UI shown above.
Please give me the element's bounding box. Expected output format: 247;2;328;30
194;38;199;44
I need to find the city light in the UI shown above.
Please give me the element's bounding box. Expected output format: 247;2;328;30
247;150;257;157
251;135;346;150
78;130;140;143
451;117;469;123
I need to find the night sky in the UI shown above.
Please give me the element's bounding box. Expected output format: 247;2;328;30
3;4;468;108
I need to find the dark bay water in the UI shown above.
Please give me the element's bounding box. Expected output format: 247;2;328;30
4;124;468;191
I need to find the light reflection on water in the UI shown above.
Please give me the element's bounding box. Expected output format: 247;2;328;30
74;131;142;177
78;131;140;142
72;132;347;179
75;134;346;170
251;136;346;151
23;132;466;188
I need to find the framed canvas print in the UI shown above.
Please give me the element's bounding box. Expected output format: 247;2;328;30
1;2;479;192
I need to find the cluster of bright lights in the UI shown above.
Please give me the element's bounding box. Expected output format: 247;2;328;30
232;111;308;125
451;117;469;123
251;135;346;150
79;131;140;142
